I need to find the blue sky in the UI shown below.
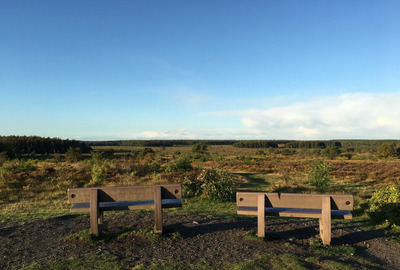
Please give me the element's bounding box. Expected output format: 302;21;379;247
1;1;400;140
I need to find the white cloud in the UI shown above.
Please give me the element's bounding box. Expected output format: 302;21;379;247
233;93;400;139
127;128;197;139
81;92;400;140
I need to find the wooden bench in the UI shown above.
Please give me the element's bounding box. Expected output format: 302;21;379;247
236;192;353;245
67;184;182;236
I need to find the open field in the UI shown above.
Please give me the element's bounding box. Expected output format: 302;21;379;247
1;144;400;269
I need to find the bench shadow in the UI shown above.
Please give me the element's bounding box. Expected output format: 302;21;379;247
236;173;270;190
168;216;321;240
168;216;389;246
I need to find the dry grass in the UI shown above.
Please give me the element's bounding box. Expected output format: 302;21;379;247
1;145;399;225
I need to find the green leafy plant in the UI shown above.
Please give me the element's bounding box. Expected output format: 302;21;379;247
178;168;236;201
179;170;202;198
89;161;109;186
166;155;193;173
322;147;341;159
368;185;400;226
377;143;395;158
308;161;331;189
198;169;236;201
65;147;82;162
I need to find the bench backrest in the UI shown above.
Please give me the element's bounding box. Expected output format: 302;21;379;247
68;184;182;204
237;192;353;210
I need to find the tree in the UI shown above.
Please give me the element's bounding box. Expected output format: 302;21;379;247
322;147;341;160
377;144;395;158
66;147;82;162
192;143;208;154
309;161;331;189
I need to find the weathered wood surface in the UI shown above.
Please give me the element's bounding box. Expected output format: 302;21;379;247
90;189;100;236
237;207;352;219
68;184;182;203
154;186;163;234
70;199;183;212
237;192;353;210
67;184;182;236
236;192;354;245
257;194;266;237
320;196;332;245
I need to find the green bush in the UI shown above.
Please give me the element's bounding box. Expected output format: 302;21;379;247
166;155;193;173
179;168;236;201
65;147;82;162
377;143;395;158
89;161;109;186
322;147;340;159
368;185;400;226
132;147;155;159
179;171;202;198
191;143;208;154
308;161;331;189
198;169;236;201
0;160;37;175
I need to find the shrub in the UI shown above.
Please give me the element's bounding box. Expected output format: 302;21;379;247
179;168;236;201
179;170;202;198
308;161;331;189
66;147;82;162
322;147;340;159
136;147;154;159
192;143;208;154
368;185;400;226
166;155;193;173
377;144;395;158
102;149;115;159
198;169;236;201
89;161;109;186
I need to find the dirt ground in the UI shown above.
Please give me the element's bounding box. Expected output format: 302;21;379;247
1;213;399;270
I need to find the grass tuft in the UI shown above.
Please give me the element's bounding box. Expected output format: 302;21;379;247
22;252;125;270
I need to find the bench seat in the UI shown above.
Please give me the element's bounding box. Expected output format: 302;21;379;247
236;192;354;245
71;199;183;212
67;184;182;236
237;207;352;219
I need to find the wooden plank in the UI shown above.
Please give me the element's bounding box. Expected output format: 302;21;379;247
320;196;332;245
70;199;183;213
257;194;265;237
237;207;352;219
154;186;163;234
90;189;99;236
237;192;353;211
68;184;182;204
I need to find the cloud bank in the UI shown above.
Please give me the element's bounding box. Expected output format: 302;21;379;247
237;93;400;139
108;93;400;140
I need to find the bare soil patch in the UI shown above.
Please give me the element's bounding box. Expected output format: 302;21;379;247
1;213;399;269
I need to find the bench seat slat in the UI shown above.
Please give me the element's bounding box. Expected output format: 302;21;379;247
237;207;352;219
71;199;182;213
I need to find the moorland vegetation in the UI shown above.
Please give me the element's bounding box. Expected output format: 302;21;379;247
1;136;400;269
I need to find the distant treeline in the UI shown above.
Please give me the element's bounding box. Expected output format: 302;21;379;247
0;136;91;156
232;140;342;149
233;141;282;148
87;140;238;147
285;141;342;149
5;137;398;156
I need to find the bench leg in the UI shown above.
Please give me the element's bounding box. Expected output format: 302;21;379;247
257;194;266;237
98;210;104;233
154;186;163;234
90;189;100;237
320;196;332;245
